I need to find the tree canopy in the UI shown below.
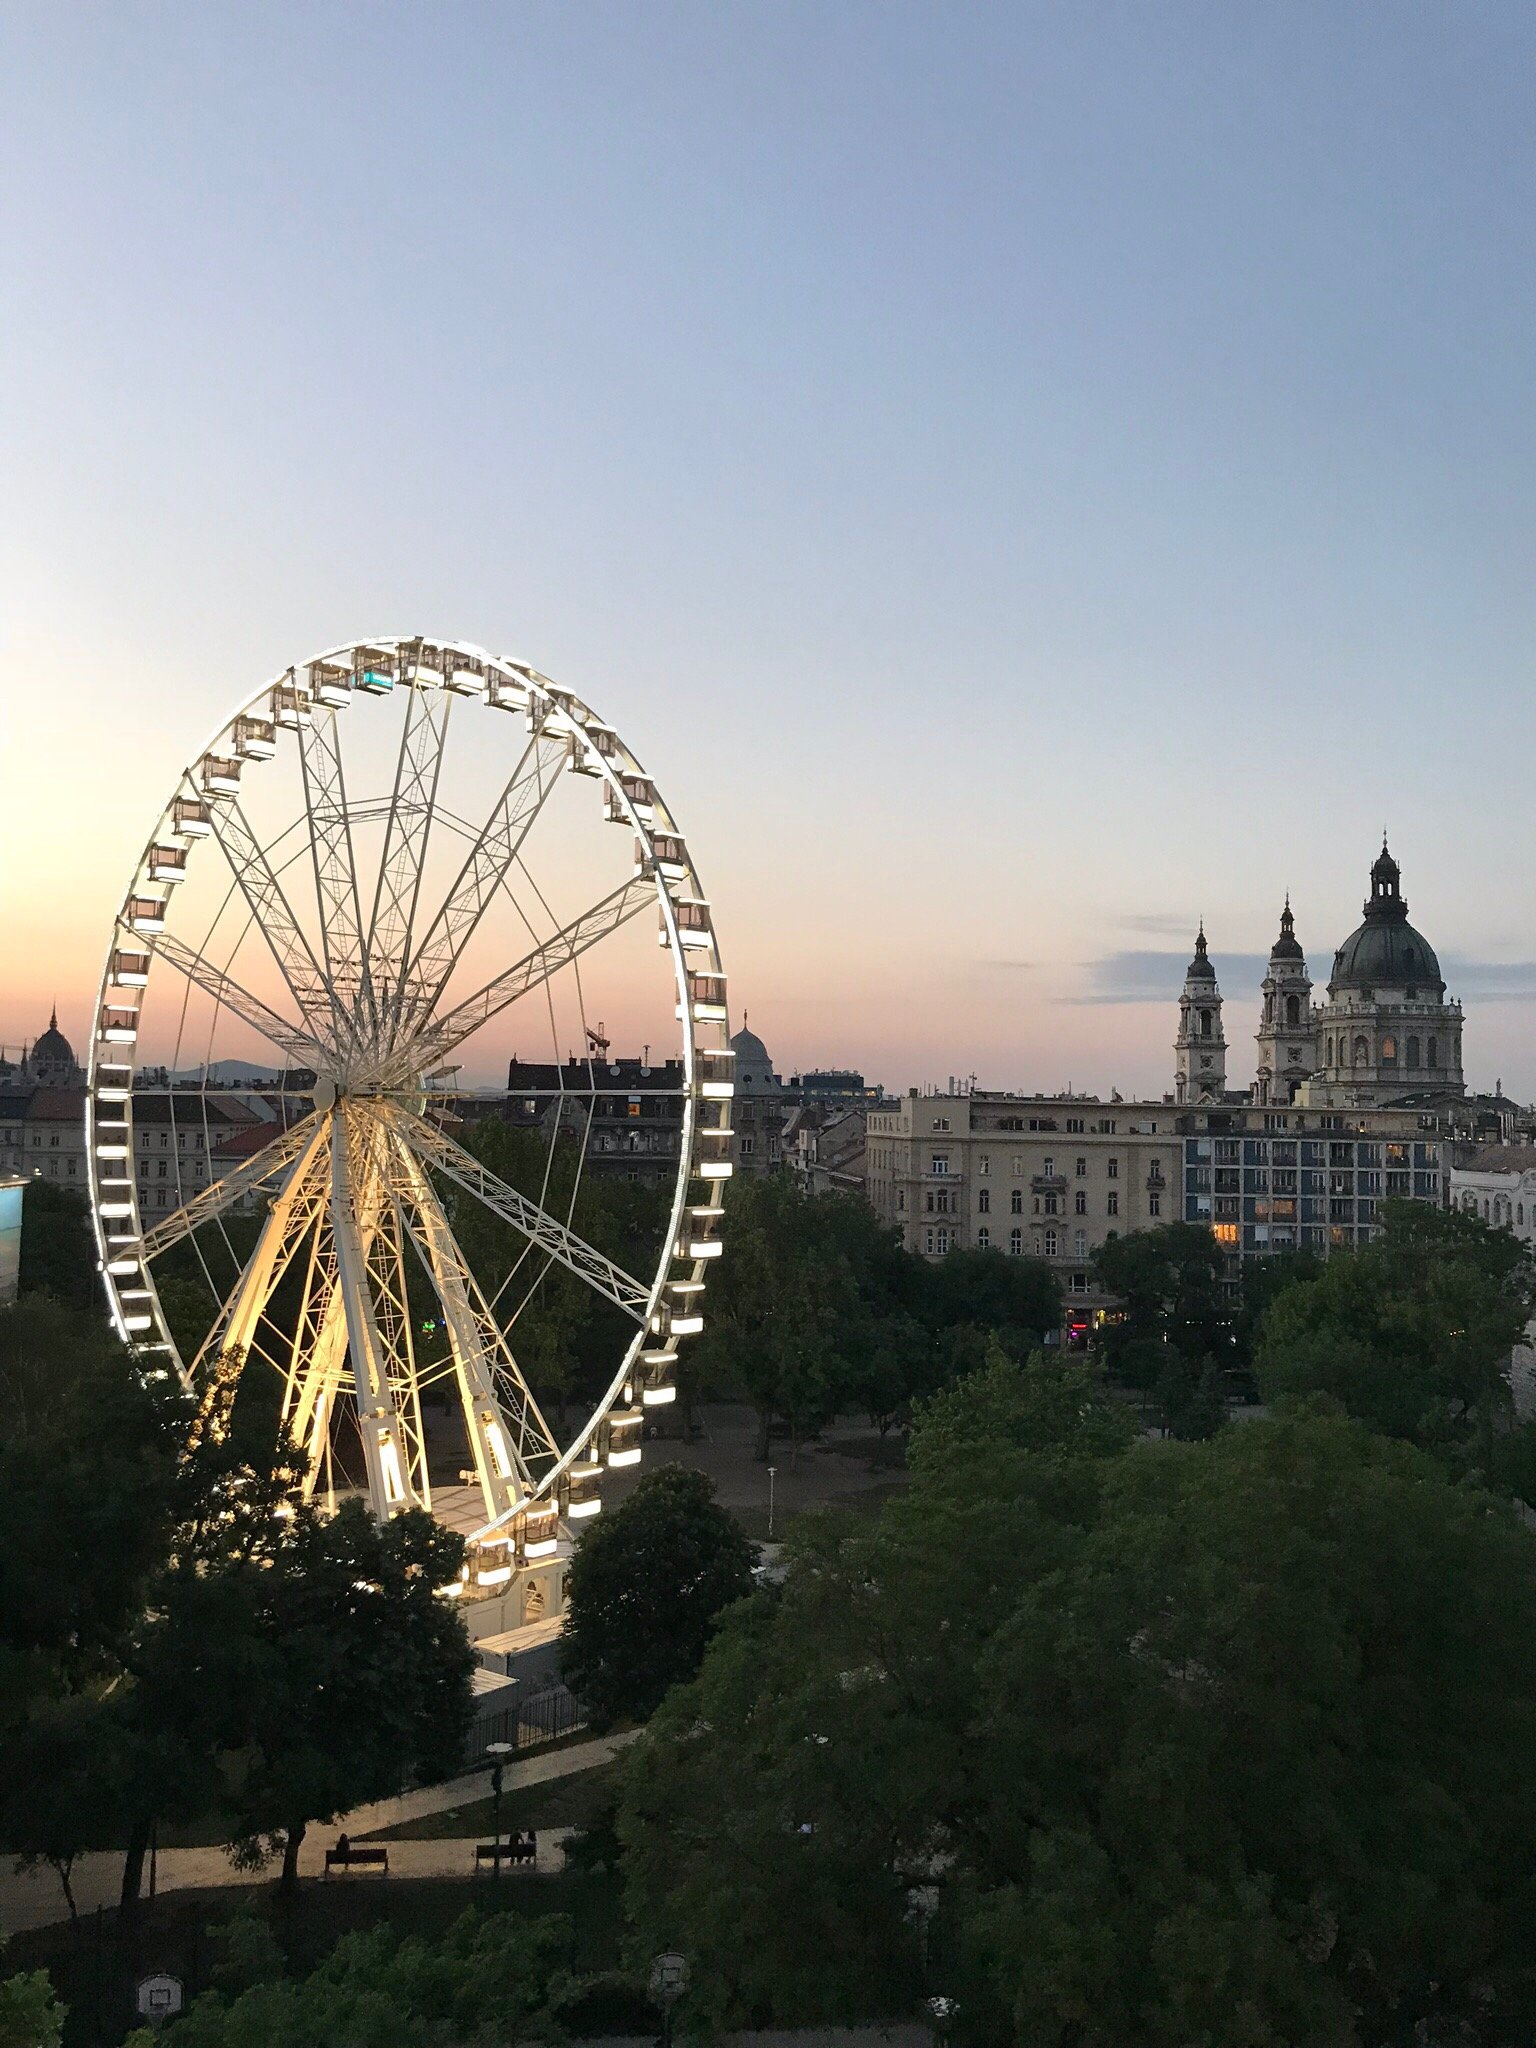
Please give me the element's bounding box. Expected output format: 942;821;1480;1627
692;1174;1062;1452
618;1354;1536;2046
561;1465;756;1728
1254;1197;1536;1482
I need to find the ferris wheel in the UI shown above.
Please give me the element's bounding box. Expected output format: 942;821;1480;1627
86;637;732;1591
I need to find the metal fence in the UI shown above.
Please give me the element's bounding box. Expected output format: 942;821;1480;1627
467;1678;586;1764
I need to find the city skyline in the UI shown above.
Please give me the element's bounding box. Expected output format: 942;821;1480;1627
8;7;1536;1093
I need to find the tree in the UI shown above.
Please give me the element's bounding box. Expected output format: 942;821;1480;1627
0;1297;187;1723
619;1394;1536;2046
561;1466;755;1729
0;1937;63;2048
618;1349;1135;2033
919;1248;1061;1354
15;1180;96;1310
121;1909;576;2048
189;1501;474;1891
1093;1222;1230;1362
1254;1198;1536;1480
689;1174;872;1457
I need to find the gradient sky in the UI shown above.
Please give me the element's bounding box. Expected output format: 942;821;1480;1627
6;3;1536;1100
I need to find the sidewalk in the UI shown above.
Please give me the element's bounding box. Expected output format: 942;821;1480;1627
0;1731;637;1937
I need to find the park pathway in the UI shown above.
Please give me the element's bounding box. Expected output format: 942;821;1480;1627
0;1730;637;1937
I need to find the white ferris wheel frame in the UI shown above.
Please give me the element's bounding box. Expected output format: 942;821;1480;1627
85;635;733;1565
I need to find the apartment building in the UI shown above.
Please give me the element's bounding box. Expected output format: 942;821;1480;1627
866;1089;1175;1299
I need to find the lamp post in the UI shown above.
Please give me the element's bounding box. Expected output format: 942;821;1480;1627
485;1741;513;1875
767;1464;777;1540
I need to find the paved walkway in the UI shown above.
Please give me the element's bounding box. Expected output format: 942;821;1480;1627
1;1731;637;1937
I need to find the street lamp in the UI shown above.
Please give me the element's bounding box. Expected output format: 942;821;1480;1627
485;1741;514;1875
767;1464;777;1539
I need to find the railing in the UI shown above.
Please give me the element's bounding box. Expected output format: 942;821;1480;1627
466;1679;587;1765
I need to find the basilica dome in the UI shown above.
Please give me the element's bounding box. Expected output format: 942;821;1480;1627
1328;840;1444;995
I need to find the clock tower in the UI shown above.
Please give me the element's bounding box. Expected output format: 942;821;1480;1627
1174;926;1227;1105
1253;898;1315;1105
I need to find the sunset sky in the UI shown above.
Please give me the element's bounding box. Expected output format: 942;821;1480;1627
6;5;1536;1100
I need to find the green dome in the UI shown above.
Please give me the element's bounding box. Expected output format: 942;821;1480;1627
1328;841;1444;995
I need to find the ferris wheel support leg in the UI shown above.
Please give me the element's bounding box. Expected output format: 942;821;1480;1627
193;1119;332;1376
384;1125;528;1527
288;1270;349;1502
330;1106;422;1518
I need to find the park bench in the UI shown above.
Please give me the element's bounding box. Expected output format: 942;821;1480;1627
324;1844;389;1877
474;1833;538;1872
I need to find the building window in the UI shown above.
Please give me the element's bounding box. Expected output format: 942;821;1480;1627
1106;1157;1118;1179
930;1155;950;1176
1009;1228;1022;1255
1066;1117;1084;1133
1074;1231;1086;1258
1149;1193;1161;1216
1043;1228;1058;1257
1381;1034;1397;1064
978;1187;990;1214
1010;1189;1023;1214
977;1226;990;1249
1107;1191;1119;1216
1075;1156;1086;1176
979;1153;990;1174
1407;1036;1420;1069
1428;1036;1439;1068
936;1227;950;1254
1043;1193;1058;1215
896;1190;905;1210
1075;1190;1087;1214
1042;1156;1054;1177
932;1118;951;1132
740;1137;755;1156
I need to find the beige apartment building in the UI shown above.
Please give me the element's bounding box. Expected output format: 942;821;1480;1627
866;1090;1175;1301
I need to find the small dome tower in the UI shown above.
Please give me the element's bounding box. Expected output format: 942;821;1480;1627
1174;927;1227;1105
1254;899;1315;1105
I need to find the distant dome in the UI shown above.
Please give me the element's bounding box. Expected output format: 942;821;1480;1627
729;1023;779;1092
1329;841;1444;994
29;1009;76;1075
1184;928;1216;982
730;1026;771;1067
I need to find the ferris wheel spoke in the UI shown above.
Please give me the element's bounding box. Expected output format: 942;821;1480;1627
394;1108;650;1317
138;1109;323;1259
400;731;567;1037
385;1124;556;1516
208;797;338;1044
394;872;658;1081
330;1104;427;1515
364;684;454;1052
144;931;329;1072
298;708;371;1055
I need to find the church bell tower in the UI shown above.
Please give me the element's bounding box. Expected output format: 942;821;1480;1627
1175;926;1227;1105
1254;898;1315;1105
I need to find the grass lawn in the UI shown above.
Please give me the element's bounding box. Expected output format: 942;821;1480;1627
730;1475;908;1543
360;1762;619;1843
10;1870;624;2048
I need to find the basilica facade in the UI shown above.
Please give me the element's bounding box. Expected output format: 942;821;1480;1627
1174;840;1465;1110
